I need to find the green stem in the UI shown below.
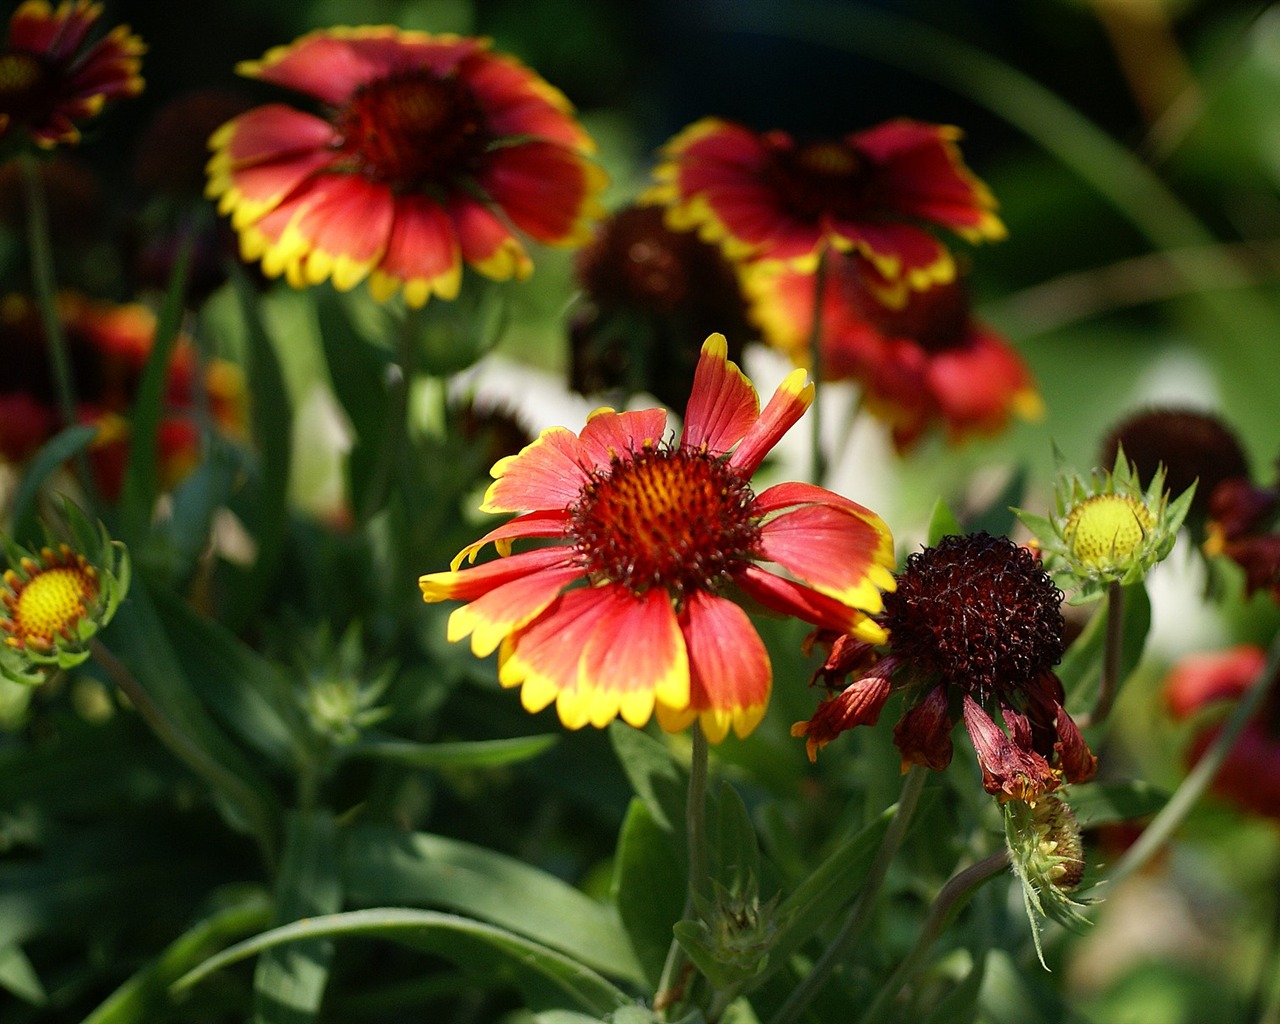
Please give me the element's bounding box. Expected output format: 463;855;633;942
808;248;829;487
769;765;929;1024
90;638;276;870
22;153;104;513
358;309;420;523
655;724;711;1018
1082;581;1124;728
857;851;1010;1024
1247;870;1280;1024
21;154;77;431
1110;630;1280;885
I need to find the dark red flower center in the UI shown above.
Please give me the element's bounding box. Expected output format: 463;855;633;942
569;446;760;598
766;139;875;223
0;52;53;124
856;275;970;354
883;532;1065;703
334;70;487;190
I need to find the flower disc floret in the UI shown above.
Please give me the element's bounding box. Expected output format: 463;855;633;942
1062;494;1153;570
1017;447;1194;600
570;445;760;597
794;532;1095;803
0;507;128;685
420;333;896;743
884;532;1065;702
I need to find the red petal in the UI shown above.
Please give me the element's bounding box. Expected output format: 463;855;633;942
445;562;583;658
669;590;771;743
450;509;570;569
894;684;954;771
461;49;591;150
736;565;886;643
239;28;481;104
419;545;575;603
1165;645;1267;719
758;503;895;614
478;141;604;245
449;193;532;281
792;673;893;761
370;194;462;306
680;333;760;455
481;426;592;514
578;408;669;465
728;366;812;476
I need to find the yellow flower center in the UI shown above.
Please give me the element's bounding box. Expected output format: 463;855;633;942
1063;494;1153;568
569;446;760;598
12;566;97;648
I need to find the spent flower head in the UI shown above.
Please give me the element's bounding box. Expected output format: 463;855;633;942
0;503;128;684
794;532;1095;804
1017;447;1194;602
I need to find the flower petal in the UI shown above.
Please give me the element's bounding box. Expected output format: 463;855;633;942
792;673;893;761
680;333;760;455
577;587;689;729
728;367;813;476
369;194;462;307
579;408;669;465
445;561;582;658
497;587;614;716
237;27;482;104
450;509;571;570
482;426;592;514
894;684;954;772
736;565;887;643
758;503;896;614
449;193;533;282
462;48;593;150
420;545;574;603
477;141;607;247
657;590;770;743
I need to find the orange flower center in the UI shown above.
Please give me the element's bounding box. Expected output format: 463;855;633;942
569;446;760;599
10;565;97;648
0;52;50;122
336;71;487;188
767;139;872;222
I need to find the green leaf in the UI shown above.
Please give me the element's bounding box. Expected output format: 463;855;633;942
608;722;687;833
926;498;963;547
611;798;685;989
254;810;343;1024
341;733;558;770
80;889;273;1024
341;824;644;984
713;782;761;898
102;578;280;848
222;264;292;631
149;586;297;767
173;909;632;1017
1058;583;1152;709
119;232;193;543
751;807;894;990
1067;780;1170;829
313;289;394;520
8;424;98;544
0;944;45;1006
922;952;986;1024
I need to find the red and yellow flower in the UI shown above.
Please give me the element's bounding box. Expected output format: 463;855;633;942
747;251;1041;451
0;291;245;495
420;334;896;742
0;0;144;150
0;504;128;685
645;117;1004;286
206;26;607;308
1165;645;1280;820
